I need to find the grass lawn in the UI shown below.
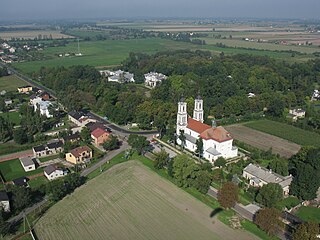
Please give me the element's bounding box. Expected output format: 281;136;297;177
38;154;60;163
0;111;21;125
0;159;43;182
295;206;320;223
28;176;48;189
276;197;300;210
244;120;320;147
0;75;27;92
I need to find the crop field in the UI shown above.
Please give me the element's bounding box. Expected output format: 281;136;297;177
244;120;320;148
34;161;257;240
0;75;28;91
0;30;73;40
225;124;301;158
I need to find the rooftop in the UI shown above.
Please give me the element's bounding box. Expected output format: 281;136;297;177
187;117;211;134
91;128;108;138
44;165;63;175
70;146;92;158
200;126;233;142
19;156;36;167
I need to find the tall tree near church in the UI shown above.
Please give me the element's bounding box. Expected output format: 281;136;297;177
195;138;203;158
178;130;186;151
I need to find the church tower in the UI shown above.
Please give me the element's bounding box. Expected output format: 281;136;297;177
176;97;188;135
193;95;204;123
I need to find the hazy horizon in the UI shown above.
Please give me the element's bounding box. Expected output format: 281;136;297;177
1;0;320;21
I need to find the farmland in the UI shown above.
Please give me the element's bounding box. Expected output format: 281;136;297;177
244;120;320;148
34;160;257;240
225;124;301;158
0;30;73;40
0;75;27;91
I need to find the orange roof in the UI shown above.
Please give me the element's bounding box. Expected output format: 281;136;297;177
187;117;211;134
70;146;91;157
91;128;108;138
199;126;232;142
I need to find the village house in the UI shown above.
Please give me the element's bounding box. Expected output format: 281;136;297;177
311;89;320;101
176;96;238;163
44;165;67;180
4;99;12;106
0;191;10;212
86;122;107;132
19;156;36;172
33;140;64;158
243;163;293;196
106;70;135;83
33;99;53;118
17;86;33;93
91;127;110;146
68;110;97;127
9;47;16;53
12;177;28;187
65;146;92;164
30;92;51;104
288;108;306;122
62;132;81;143
144;72;167;88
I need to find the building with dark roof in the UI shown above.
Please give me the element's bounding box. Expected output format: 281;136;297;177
62;132;81;143
12;177;28;187
44;165;67;180
33;140;64;158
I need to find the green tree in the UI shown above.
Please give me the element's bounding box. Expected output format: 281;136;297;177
12;187;32;212
80;127;91;144
214;157;226;168
154;149;169;169
268;158;289;176
13;128;28;144
292;222;320;240
0;210;9;237
218;182;239;209
128;134;149;155
195;138;203;158
256;183;283;207
194;170;212;194
102;135;120;151
178;130;186;151
172;155;200;187
255;208;282;236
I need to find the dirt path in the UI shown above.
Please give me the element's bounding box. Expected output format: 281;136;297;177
0;150;33;162
225;124;301;158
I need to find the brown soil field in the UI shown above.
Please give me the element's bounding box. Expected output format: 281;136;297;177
0;31;74;40
34;161;258;240
225;124;301;158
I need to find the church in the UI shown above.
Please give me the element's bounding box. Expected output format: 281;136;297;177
176;96;238;163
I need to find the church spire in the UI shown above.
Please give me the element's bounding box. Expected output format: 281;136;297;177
193;95;204;123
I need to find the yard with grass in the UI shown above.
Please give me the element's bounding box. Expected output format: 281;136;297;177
34;160;258;240
0;75;28;92
295;206;320;223
0;159;43;182
28;176;48;188
0;111;21;125
244;120;320;147
276;197;300;210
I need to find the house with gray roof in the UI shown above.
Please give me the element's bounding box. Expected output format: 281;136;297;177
44;165;67;180
19;156;36;172
33;140;63;158
243;163;293;196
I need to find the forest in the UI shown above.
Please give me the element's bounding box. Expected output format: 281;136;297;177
34;50;320;135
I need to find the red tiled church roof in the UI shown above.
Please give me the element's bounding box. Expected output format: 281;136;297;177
187;117;211;134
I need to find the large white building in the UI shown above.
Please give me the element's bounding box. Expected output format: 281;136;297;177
176;96;238;163
144;72;167;88
32;97;54;118
100;70;135;83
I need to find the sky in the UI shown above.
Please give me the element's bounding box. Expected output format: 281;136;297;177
1;0;320;21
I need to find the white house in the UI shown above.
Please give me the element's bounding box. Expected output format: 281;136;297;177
44;165;67;180
243;163;293;196
0;191;10;212
288;108;306;122
311;89;320;101
9;47;16;53
176;96;238;163
33;98;53;118
68;110;97;127
144;72;167;88
100;70;135;83
33;140;64;158
19;156;36;172
4;99;12;106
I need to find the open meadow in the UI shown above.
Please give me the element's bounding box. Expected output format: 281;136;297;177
0;75;28;91
0;30;73;40
244;120;320;148
34;160;257;240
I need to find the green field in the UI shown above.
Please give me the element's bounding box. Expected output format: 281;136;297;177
0;111;21;125
13;37;312;76
295;206;320;223
244;120;320;147
0;75;28;92
0;159;43;182
28;176;48;188
34;160;257;240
